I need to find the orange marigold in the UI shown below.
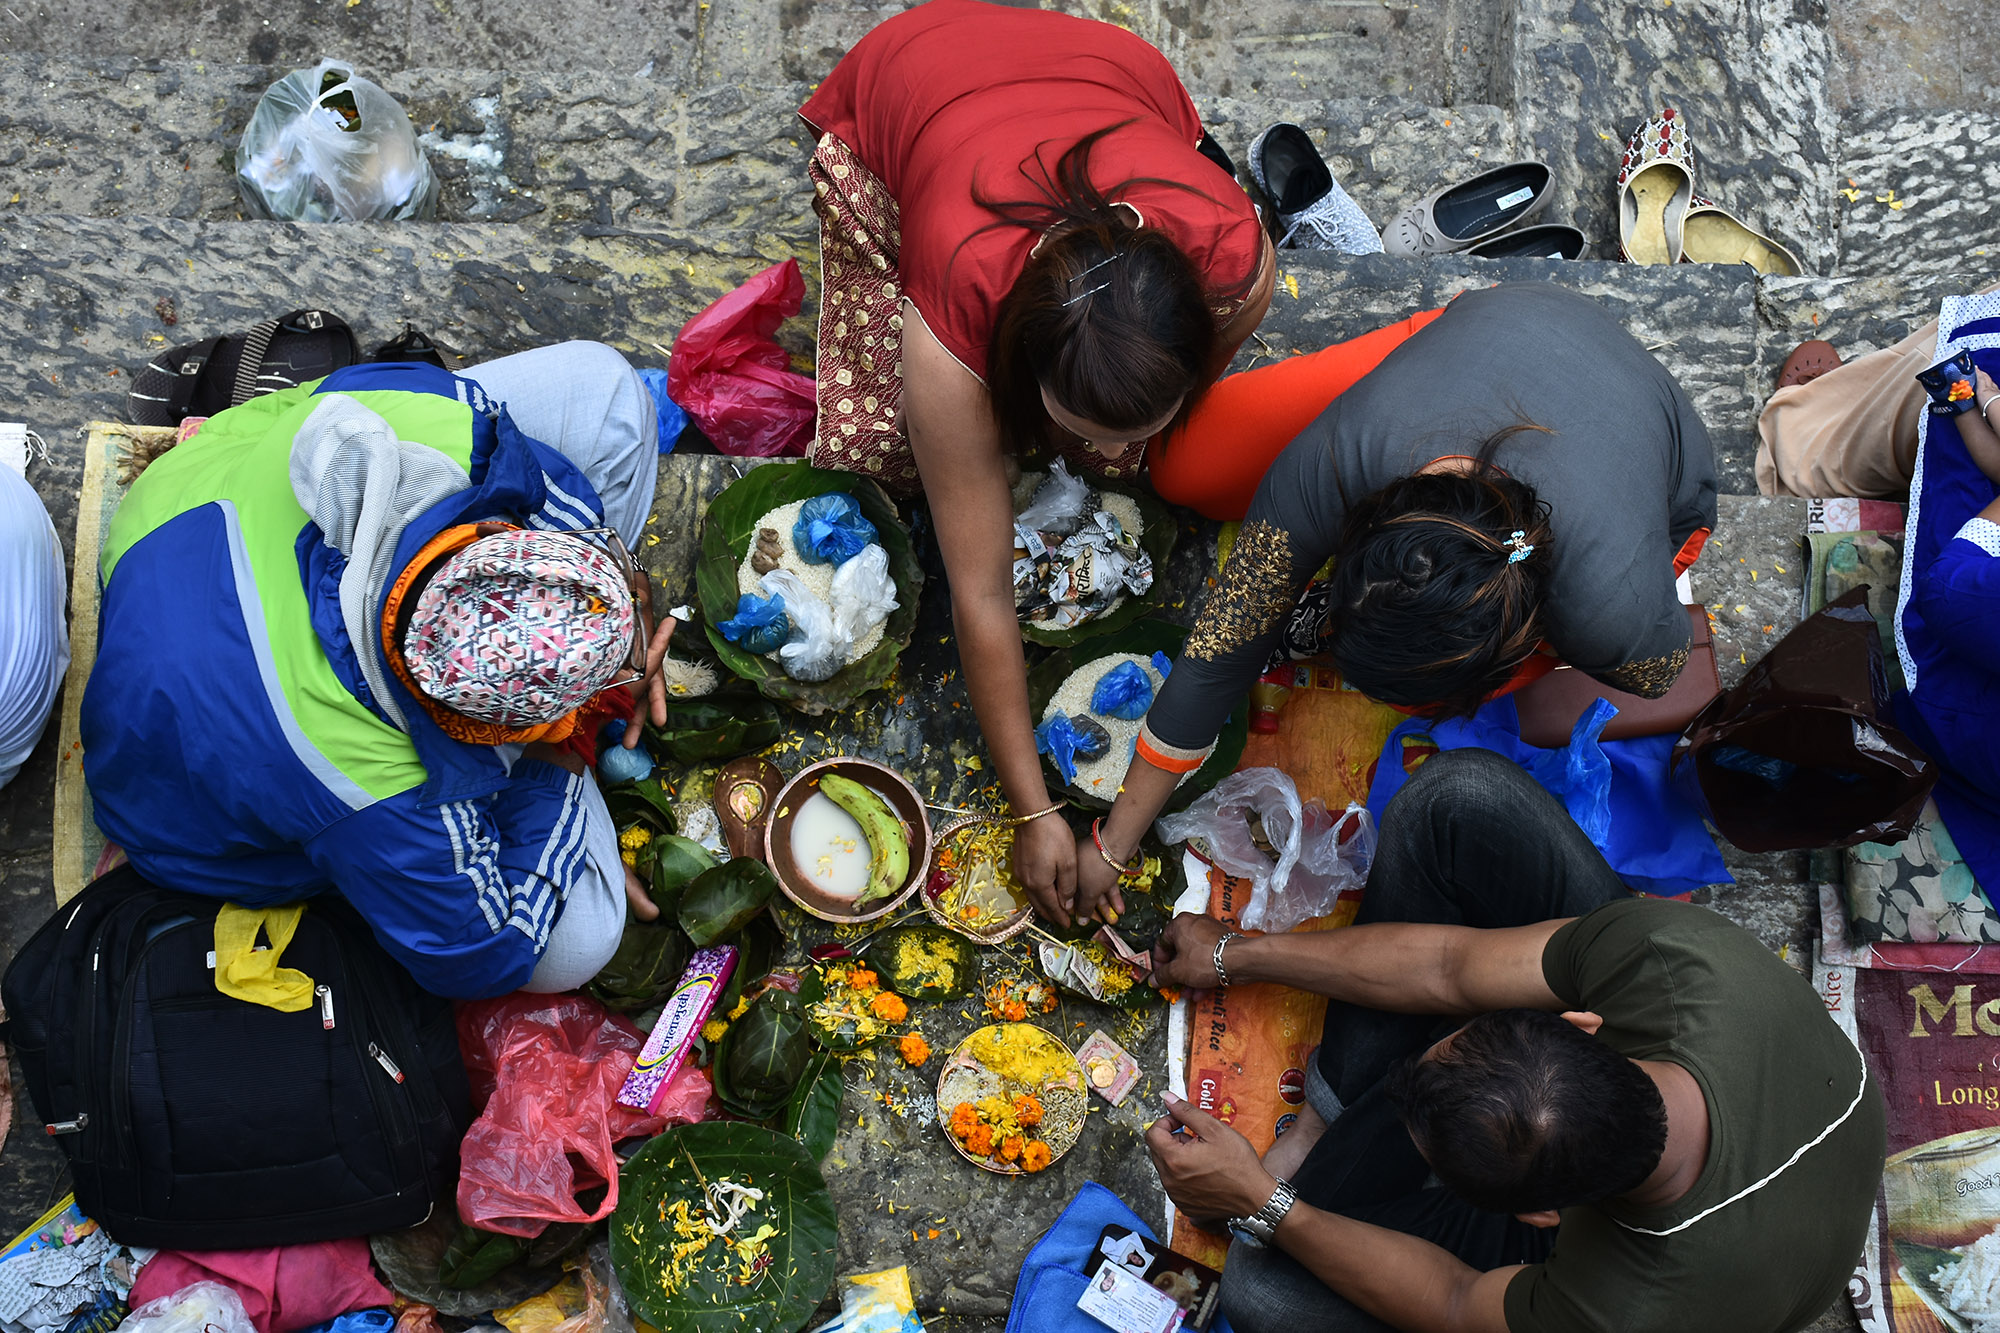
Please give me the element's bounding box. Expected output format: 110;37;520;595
1021;1140;1052;1172
1013;1093;1044;1127
849;968;879;991
998;1135;1024;1163
1002;999;1027;1022
898;1034;931;1066
870;991;909;1023
1040;991;1059;1013
965;1124;995;1158
949;1102;979;1140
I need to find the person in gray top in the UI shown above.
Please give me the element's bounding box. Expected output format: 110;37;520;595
1066;283;1716;926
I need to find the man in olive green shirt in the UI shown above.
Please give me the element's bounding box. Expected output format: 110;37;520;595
1148;749;1884;1333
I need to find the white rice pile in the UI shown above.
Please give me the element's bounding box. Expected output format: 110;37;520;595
1041;652;1192;798
735;499;887;666
1939;1228;2000;1329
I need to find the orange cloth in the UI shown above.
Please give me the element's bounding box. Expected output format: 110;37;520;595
1148;308;1449;520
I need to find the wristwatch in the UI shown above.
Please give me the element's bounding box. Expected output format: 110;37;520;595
1226;1177;1297;1249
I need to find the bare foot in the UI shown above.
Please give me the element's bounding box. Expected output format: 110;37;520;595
1260;1101;1328;1181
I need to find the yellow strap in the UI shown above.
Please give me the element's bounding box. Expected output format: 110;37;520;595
214;903;315;1012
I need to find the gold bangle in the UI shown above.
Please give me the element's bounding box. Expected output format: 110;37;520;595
1006;801;1067;827
1091;818;1145;874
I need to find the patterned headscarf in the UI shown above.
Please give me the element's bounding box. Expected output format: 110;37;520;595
402;529;635;727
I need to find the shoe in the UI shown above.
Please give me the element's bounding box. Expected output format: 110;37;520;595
1682;194;1803;275
1776;339;1841;389
1380;161;1553;256
1616;109;1695;265
1246;122;1384;254
1463;223;1589;260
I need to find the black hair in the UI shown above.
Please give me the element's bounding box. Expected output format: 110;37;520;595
1385;1008;1669;1215
964;124;1245;451
1322;426;1555;717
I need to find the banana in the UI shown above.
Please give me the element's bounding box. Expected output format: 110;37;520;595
819;773;911;905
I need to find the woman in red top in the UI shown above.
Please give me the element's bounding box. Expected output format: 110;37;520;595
798;0;1274;918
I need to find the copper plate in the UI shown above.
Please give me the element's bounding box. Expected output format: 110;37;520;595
764;757;933;923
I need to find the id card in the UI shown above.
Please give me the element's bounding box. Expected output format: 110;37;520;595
1077;1259;1185;1333
1088;1226;1224;1331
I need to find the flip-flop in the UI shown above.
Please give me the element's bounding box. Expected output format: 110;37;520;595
1681;193;1803;276
1381;161;1553;256
1616;109;1695;266
1776;339;1841;389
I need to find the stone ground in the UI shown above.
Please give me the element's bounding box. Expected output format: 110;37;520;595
0;0;1995;1326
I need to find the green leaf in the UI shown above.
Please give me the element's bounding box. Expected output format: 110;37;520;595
678;858;780;949
1025;618;1249;813
697;462;924;716
610;1122;839;1333
604;776;678;835
643;682;785;765
871;923;979;1001
715;914;782;1017
796;965;888;1052
587;916;695;1014
782;1052;844;1161
714;989;812;1120
651;834;719;898
1020;483;1180;647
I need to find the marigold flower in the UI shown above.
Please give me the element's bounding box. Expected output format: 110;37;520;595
898;1034;930;1066
965;1124;995;1158
949;1102;979;1139
701;1019;729;1043
1003;999;1027;1022
1013;1093;1044;1127
870;991;909;1023
999;1135;1024;1163
849;968;879;991
1949;378;1975;402
1021;1140;1052;1172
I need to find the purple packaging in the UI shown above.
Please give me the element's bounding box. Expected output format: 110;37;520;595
618;945;738;1114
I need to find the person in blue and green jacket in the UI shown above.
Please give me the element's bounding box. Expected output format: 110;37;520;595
81;343;675;999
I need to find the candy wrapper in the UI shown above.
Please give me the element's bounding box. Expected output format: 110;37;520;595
1917;350;1980;417
1076;1030;1141;1106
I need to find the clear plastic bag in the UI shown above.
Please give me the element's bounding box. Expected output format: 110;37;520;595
1155;767;1375;933
761;570;848;682
1015;460;1091;536
236;61;438;222
117;1283;258;1333
827;545;899;647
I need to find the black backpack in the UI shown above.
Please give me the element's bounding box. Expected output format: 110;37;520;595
2;866;471;1248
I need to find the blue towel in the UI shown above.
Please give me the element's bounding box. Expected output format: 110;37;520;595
1006;1182;1233;1333
1366;695;1729;897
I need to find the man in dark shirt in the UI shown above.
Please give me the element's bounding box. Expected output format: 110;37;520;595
1148;748;1883;1333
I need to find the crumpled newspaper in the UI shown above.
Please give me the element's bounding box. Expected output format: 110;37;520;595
1013;508;1153;631
0;1227;113;1333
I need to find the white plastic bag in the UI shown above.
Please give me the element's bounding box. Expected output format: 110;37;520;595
828;543;899;646
1014;458;1091;536
116;1283;257;1333
1154;767;1374;932
761;569;850;682
236;60;439;222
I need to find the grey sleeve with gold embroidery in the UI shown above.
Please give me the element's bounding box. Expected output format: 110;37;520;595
1143;434;1341;754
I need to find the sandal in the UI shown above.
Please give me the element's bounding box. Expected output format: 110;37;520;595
1464;223;1589;260
1381;161;1552;256
1681;193;1803;276
1616;109;1695;266
714;756;784;862
1776;339;1841;389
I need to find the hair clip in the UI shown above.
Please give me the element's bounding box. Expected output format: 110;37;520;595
1504;530;1535;564
1062;252;1122;307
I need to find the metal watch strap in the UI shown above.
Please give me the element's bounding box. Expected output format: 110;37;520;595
1227;1177;1297;1247
1213;931;1243;988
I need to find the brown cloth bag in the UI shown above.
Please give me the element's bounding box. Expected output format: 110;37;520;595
1516;604;1722;748
1671;586;1934;852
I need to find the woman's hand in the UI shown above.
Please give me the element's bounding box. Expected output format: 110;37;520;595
1073;837;1127;926
1964;369;2000;485
622;613;678;748
1015;813;1079;927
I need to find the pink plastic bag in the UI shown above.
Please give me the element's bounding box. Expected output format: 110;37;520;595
455;994;708;1238
666;258;817;457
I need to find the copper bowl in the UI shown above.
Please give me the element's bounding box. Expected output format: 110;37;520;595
764;757;933;923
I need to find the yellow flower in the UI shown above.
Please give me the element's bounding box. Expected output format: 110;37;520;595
702;1019;729;1043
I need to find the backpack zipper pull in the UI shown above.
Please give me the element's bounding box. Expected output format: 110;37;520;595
46;1113;89;1135
368;1043;405;1084
316;984;335;1030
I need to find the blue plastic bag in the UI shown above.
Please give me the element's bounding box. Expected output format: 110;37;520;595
1035;715;1091;782
637;367;691;454
793;492;878;566
597;719;656;783
295;1313;395;1333
718;591;792;654
1366;695;1728;897
1150;651;1173;679
1090;661;1155;720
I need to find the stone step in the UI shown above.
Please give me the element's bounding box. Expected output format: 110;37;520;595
1834;108;2000;278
